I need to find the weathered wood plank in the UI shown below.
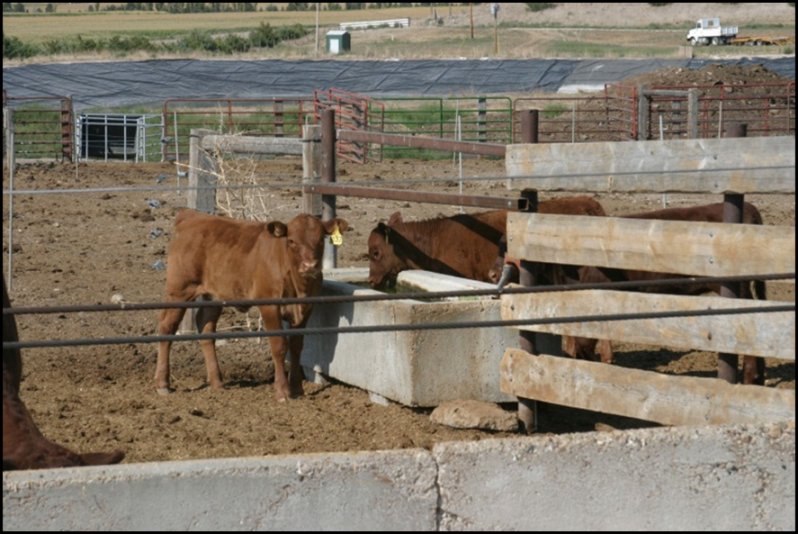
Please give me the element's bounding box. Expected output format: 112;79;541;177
500;348;795;426
501;289;795;360
505;136;795;194
201;135;303;155
506;212;795;277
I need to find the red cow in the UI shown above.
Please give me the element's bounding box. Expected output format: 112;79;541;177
155;209;348;401
503;202;767;385
3;276;124;471
487;196;607;285
368;196;606;290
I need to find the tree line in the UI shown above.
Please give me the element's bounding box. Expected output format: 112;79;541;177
3;22;307;59
3;3;438;13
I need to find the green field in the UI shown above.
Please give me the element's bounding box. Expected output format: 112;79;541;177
3;5;435;43
4;3;793;62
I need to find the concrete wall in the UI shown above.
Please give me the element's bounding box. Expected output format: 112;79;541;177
303;269;517;406
4;422;794;531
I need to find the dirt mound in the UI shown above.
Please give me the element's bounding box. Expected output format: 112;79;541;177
619;62;792;87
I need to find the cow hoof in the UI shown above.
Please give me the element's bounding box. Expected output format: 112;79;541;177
156;387;174;396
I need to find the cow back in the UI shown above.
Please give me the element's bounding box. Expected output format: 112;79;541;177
625;201;762;225
539;196;607;217
3;276;21;392
165;210;345;322
384;210;507;282
166;209;291;301
591;201;766;296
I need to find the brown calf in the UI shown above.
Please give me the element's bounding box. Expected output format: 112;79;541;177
155;209;347;401
502;201;767;385
368;196;606;290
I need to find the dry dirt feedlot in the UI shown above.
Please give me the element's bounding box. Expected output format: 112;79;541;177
2;147;794;464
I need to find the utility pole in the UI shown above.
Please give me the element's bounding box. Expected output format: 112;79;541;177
314;2;320;57
470;3;474;39
491;3;500;55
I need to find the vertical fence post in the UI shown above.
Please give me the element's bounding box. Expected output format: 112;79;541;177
687;88;699;140
514;110;555;433
516;188;539;434
5;108;15;292
717;122;748;383
274;99;284;138
302;124;322;217
477;97;487;143
60;97;74;163
321;109;337;269
520;108;539;144
179;128;218;335
637;85;650;141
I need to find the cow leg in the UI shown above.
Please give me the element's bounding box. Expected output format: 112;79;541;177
260;306;291;401
596;339;614;364
287;334;306;398
562;335;579;358
155;299;188;394
741;356;765;385
197;305;224;390
737;281;765;385
563;335;601;361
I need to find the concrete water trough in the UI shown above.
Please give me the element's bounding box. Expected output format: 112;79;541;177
303;268;516;407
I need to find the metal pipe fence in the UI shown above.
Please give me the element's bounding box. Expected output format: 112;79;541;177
161;97;316;162
4;82;794;165
4;273;794;351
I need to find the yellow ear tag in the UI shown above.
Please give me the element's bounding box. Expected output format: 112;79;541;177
330;226;343;246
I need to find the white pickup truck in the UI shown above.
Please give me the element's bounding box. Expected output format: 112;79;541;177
686;18;738;46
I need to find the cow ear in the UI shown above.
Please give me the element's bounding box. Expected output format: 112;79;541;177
388;211;403;225
267;221;287;237
377;223;392;244
325;218;349;234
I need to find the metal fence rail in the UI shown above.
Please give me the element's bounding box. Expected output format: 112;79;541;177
161;97;315;162
5;273;793;351
3;94;73;161
373;96;513;160
4;82;794;165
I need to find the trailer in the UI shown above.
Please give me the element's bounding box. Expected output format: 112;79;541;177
729;35;795;46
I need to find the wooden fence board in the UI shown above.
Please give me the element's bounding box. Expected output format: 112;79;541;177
500;348;795;426
507;212;795;277
501;289;795;360
505;136;795;194
201;135;302;155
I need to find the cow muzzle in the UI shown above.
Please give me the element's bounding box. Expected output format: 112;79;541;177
370;275;396;290
299;260;321;277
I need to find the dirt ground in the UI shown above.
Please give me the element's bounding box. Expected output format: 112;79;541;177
3;64;795;466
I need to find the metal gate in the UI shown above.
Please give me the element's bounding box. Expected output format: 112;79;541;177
162;97;315;163
76;113;162;162
3;92;74;161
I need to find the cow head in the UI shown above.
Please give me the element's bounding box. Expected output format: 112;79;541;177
278;214;348;279
367;213;409;289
